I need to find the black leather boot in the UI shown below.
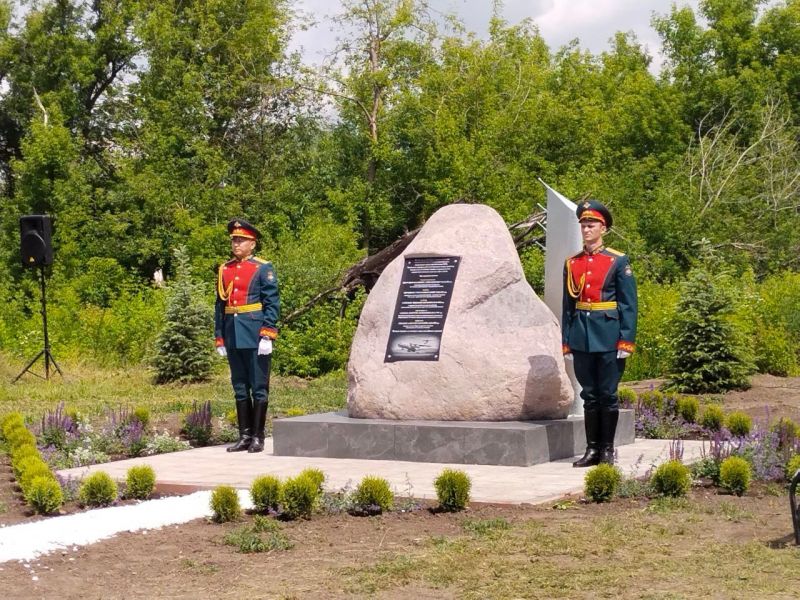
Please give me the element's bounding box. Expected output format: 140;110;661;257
227;400;253;452
599;408;619;465
248;402;268;453
573;409;601;468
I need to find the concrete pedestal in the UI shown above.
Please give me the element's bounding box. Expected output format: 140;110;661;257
272;410;635;467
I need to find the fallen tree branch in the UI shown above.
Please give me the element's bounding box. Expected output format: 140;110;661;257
281;208;547;326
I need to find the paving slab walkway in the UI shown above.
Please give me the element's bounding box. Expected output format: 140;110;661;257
59;438;707;505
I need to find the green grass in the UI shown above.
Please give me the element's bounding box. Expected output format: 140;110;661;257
0;355;346;423
342;499;800;598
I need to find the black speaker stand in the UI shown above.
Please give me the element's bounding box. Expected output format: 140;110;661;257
13;266;63;382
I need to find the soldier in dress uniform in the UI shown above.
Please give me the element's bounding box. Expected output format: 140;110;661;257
214;219;280;453
562;200;637;467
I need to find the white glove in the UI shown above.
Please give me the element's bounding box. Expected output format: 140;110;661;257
564;353;573;361
216;346;227;357
617;350;631;359
258;338;273;356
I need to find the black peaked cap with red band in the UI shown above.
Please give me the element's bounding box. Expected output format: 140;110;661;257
576;199;613;229
227;218;262;240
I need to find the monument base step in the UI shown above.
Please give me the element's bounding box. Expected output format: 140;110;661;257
272;410;635;467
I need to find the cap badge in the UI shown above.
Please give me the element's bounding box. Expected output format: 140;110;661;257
583;202;590;208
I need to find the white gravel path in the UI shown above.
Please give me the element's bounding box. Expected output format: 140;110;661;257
0;489;252;564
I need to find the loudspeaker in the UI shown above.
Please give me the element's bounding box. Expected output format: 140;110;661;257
20;215;54;267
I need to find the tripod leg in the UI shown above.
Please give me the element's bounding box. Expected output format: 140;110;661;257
12;350;45;383
46;350;64;377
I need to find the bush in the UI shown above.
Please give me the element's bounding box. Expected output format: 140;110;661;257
13;453;45;478
79;471;119;507
18;461;55;494
618;387;637;408
223;515;293;553
131;407;151;430
676;396;699;423
352;476;394;514
1;412;25;439
210;485;242;523
181;400;213;446
638;391;664;412
10;443;40;467
25;475;64;514
668;267;753;393
699;404;725;431
786;455;800;481
152;246;214;384
126;465;157;500
650;460;691;497
719;456;751;496
298;468;325;494
623;280;680;381
725;411;753;437
771;417;800;450
690;457;721;484
250;475;282;512
281;474;320;519
754;325;798;376
225;410;237;428
434;468;471;511
7;426;37;449
584;464;622;503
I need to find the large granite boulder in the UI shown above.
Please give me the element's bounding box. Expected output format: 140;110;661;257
347;203;573;421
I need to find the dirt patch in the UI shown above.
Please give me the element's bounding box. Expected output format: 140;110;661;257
2;490;797;599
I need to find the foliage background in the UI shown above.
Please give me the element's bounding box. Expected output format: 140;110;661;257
0;0;798;379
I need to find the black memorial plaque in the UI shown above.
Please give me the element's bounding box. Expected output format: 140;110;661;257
384;255;460;362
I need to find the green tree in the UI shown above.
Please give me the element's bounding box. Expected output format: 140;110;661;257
152;246;213;383
668;261;752;393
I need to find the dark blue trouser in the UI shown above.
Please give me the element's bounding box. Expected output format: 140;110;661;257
227;349;271;408
573;350;625;411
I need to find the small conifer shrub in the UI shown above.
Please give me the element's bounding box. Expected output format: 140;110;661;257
668;266;752;393
298;468;325;494
352;476;394;514
250;475;282;512
152;246;214;384
79;471;119;507
1;412;25;439
584;464;622;503
434;468;472;511
19;461;55;494
126;465;157;500
617;387;637;408
676;396;699;423
11;446;41;474
26;475;64;514
650;460;691;497
210;485;242;523
699;404;725;431
786;455;800;481
725;411;753;437
7;426;37;449
281;474;319;519
719;456;751;496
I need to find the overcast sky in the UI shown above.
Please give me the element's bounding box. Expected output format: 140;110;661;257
289;0;704;73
